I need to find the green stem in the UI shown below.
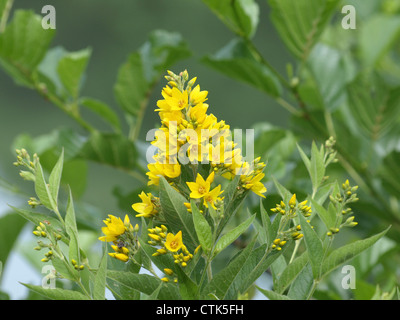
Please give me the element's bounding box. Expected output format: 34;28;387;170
0;0;14;33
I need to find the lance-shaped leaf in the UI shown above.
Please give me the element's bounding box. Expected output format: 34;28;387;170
213;213;255;258
191;199;213;254
48;149;64;207
22;284;89;300
320;226;391;278
93;249;108;300
299;214;324;278
159;177;198;250
107;271;180;300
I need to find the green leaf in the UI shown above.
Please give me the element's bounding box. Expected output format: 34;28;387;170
311;199;336;230
93;250;108;300
57;48;91;98
107;270;180;300
79;131;137;171
191;199;213;254
65;188;80;264
307;43;355;111
79;97;121;132
22;283;89;300
359;14;400;67
9;206;63;231
0;10;56;87
320;226;391;278
310;141;325;192
159;177;197;249
275;252;309;294
299;214;324;278
202;237;257;299
347;73;400;140
379;151;400;197
114;30;191;118
256;286;291;300
213;214;255;258
260;199;272;246
48;149;64;207
268;0;340;60
34;161;57;211
296;143;311;172
175;266;199;300
287;263;314;299
202;0;259;38
0;213;26;268
202;38;282;97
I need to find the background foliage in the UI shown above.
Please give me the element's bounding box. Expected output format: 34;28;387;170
0;0;399;300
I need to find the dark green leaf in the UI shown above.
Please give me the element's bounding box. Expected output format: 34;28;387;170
22;283;89;300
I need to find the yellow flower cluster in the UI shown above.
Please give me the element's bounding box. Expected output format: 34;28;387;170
148;227;195;268
98;214;140;262
132;70;267;220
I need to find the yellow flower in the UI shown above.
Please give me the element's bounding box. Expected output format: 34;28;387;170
132;192;158;218
156;87;188;111
146;161;181;185
186;172;215;199
289;194;297;208
203;185;223;209
242;172;267;198
108;252;129;262
99;215;129;242
189;85;208;106
164;231;183;252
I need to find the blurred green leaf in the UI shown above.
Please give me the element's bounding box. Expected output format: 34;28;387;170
79;97;121;132
114;30;191;118
57;48;91;99
65;188;80;265
202;0;259;38
79;131;137;171
268;0;339;60
359;14;400;67
347;73;400;140
379;150;400;197
0;213;26;270
0;10;55;87
307;43;356;111
202;38;283;97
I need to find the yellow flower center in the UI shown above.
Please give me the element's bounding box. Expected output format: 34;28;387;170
198;186;206;194
170;240;179;250
178;99;186;108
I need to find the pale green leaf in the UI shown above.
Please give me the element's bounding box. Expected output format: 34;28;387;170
191;199;212;254
93;250;108;300
213;214;255;258
79;97;121;132
57;48;91;98
256;286;291;300
299;214;324;278
321;226;391;278
48;149;64;206
22;283;89;300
